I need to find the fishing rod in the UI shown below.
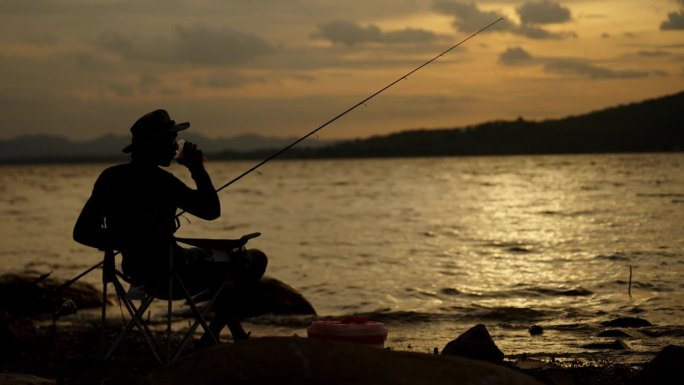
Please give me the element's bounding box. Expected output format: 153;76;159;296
210;17;504;195
52;17;504;297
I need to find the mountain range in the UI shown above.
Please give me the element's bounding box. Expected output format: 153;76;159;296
1;90;682;163
0;132;336;163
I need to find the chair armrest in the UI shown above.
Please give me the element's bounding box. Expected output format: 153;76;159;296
175;233;260;250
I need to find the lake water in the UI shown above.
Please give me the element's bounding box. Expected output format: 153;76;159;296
1;153;683;364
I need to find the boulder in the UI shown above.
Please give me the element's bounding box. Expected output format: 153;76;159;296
145;337;542;385
0;308;36;360
237;276;316;317
629;345;684;385
183;276;315;319
0;274;104;316
0;373;55;385
0;273;311;319
528;325;544;336
601;317;652;328
441;324;504;364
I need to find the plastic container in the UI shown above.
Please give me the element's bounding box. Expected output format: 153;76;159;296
307;316;388;348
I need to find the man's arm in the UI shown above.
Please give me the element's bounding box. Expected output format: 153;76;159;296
177;142;221;220
73;196;111;250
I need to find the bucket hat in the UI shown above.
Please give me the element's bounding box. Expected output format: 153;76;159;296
122;109;190;153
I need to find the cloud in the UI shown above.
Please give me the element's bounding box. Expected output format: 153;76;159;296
498;46;659;79
637;49;671;57
193;73;263;89
516;1;572;25
313;20;441;46
433;1;515;33
517;24;576;40
139;73;159;87
95;30;171;62
313;21;382;45
660;10;684;30
61;51;114;71
543;59;652;79
95;25;274;66
433;1;573;40
108;83;135;97
173;25;274;65
498;46;534;65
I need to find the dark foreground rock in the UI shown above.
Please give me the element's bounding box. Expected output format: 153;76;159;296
0;308;36;361
441;323;504;364
0;274;103;316
0;373;55;385
145;337;541;385
1;273;315;320
629;345;684;385
0;321;662;385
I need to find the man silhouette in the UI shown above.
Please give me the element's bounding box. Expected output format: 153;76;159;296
74;109;266;344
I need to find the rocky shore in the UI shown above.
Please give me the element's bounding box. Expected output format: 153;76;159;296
1;273;682;385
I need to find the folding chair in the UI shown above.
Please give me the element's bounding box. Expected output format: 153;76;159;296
100;232;260;363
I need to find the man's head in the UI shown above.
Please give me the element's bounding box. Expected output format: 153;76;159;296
123;109;189;166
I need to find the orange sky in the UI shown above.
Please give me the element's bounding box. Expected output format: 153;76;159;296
1;0;683;141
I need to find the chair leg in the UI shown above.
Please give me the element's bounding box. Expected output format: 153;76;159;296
171;276;235;361
170;277;223;360
100;281;108;358
102;272;236;363
104;279;164;364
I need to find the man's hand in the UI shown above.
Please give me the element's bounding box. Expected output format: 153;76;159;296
177;141;205;170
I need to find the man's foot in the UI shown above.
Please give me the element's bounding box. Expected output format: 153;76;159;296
195;334;221;350
232;331;251;341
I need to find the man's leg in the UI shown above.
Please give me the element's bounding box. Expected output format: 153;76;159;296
198;249;268;345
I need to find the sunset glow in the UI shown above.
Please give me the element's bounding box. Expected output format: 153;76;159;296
1;0;682;141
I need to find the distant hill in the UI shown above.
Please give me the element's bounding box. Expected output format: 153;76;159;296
0;132;335;163
219;90;681;160
1;90;682;163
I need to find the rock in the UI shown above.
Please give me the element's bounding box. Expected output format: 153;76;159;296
629;345;684;385
601;317;652;328
580;339;630;350
237;276;316;317
0;373;55;385
0;308;36;360
441;324;504;364
597;329;632;338
145;337;542;385
188;276;316;318
0;274;104;316
523;368;574;385
528;325;544;336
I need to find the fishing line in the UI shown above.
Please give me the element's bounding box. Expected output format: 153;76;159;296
53;17;504;297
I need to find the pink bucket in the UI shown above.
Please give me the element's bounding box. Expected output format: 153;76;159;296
307;316;388;348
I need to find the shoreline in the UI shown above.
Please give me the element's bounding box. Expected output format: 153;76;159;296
1;320;661;385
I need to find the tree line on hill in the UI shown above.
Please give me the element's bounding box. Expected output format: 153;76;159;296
214;90;683;160
1;90;682;164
